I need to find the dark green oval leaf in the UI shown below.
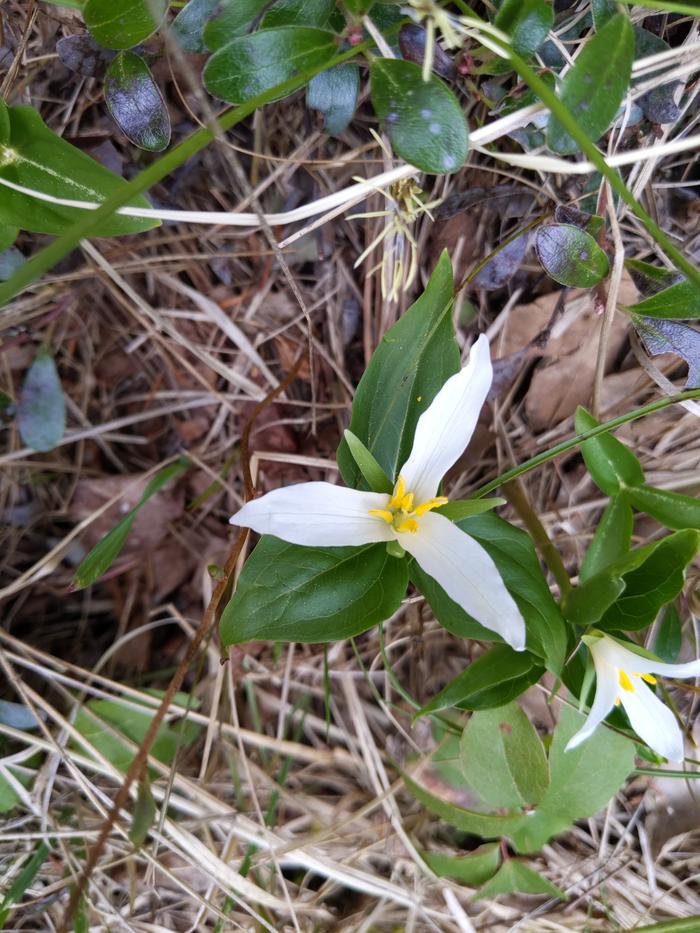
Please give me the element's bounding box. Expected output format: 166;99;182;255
203;0;268;51
629;484;700;531
220;537;408;645
495;0;553;58
0;105;159;236
261;0;335;28
575;406;645;495
535;223;609;287
337;251;459;487
17;349;65;452
84;0;167;49
421;844;501;886
547;13;634;154
204;26;338;104
172;0;221;53
370;58;468;174
307;63;359;134
105;51;171;152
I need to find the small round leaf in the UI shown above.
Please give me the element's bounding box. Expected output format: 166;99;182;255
105;51;171;152
370;58;468;174
535;223;609;287
17;349;65;453
84;0;167;50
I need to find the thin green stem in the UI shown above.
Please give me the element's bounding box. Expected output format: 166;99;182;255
0;40;372;308
472;388;700;498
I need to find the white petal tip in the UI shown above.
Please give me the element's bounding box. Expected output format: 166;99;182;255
564;734;585;753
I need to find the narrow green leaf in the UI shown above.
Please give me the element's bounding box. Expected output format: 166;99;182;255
580;493;633;583
625;257;680;298
204;27;338;104
421;844;501;885
495;0;553;58
575;405;645;495
629;484;700;531
84;0;167;49
0;843;51;927
0;105;159;236
591;0;616;29
626;280;700;320
72;459;189;590
129;778;156;847
337;252;459;487
220;537;408;645
0;98;9;143
370;59;469;174
654;603;682;664
203;0;268;51
418;645;544;716
342;429;393;493
535;224;609;288
437;498;506;521
16;348;65;452
105;52;171;152
307;63;359;135
547;13;634;155
460;703;550;808
476;860;565;900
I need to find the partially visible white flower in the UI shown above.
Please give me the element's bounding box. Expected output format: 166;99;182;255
566;633;700;762
230;335;526;651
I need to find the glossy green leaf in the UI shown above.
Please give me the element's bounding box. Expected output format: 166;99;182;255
580;493;633;583
535;224;609;288
337;252;459;487
633;316;700;388
548;13;634;154
476;860;565;900
0;105;159;236
599;529;700;632
509;705;635;853
105;52;171;152
204;27;338;104
413;513;568;674
418;645;544;716
262;0;335;28
654;603;683;664
72;459;189;590
421;844;501;886
0;844;51;927
626;280;700;320
436;498;506;521
0;221;18;252
370;59;468;174
629;485;700;531
564;573;626;627
220;537;408;645
460;703;549;808
129;778;156;847
403;772;527;838
342;429;393;493
495;0;553;58
173;0;223;53
591;0;616;29
575;406;645;495
16;348;65;452
203;0;268;51
84;0;167;49
307;63;359;134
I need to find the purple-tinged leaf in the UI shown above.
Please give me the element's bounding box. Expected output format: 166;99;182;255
473;231;529;290
105;51;171;152
535;223;609;287
634;316;700;387
399;23;456;80
57;33;115;78
17;348;65;453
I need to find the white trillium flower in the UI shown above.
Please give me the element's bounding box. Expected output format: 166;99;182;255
230;335;526;651
566;633;700;762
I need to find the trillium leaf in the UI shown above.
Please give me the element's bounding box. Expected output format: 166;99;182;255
495;0;553;59
535;224;609;288
547;13;634;155
420;844;501;886
579;493;633;583
203;27;338;104
105;51;171;152
654;603;682;664
337;251;459;487
413;513;568;674
436;498;506;521
417;645;544;716
307;63;359;135
626;280;700;320
475;861;565;900
84;0;167;49
370;58;469;174
172;0;221;53
203;0;268;51
220;537;408;645
342;429;393;493
575;406;645;495
460;702;550;809
16;348;65;452
0;105;159;236
628;484;700;531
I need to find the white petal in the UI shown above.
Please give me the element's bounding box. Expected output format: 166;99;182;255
230;482;394;547
565;663;618;752
400;334;492;502
402;510;526;650
594;637;700;680
619;680;685;762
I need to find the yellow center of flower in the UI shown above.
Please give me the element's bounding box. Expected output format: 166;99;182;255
617;669;657;695
368;475;448;534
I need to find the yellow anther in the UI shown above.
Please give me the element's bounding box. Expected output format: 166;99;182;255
618;670;635;693
399;492;415;512
413;496;449;517
396;518;419;534
640;673;657;685
368;509;394;524
388;476;407;510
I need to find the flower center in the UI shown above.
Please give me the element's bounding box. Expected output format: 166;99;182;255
368;475;447;534
617;669;657;695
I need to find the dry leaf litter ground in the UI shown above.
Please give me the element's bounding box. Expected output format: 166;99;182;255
2;2;700;930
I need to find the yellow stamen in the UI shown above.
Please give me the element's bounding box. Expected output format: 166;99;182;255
413;496;449;517
640;673;657;685
618;670;635;693
396;518;419;534
615;696;621;706
399;492;415;512
368;509;394;524
388;475;406;510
